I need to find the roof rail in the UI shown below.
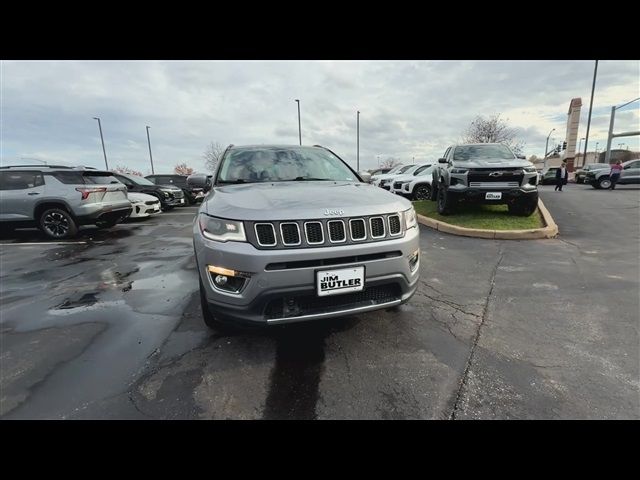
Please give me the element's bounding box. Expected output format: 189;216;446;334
0;164;75;169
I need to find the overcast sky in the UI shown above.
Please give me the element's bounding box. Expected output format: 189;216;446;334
2;60;638;173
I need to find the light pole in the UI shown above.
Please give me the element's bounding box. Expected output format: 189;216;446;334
93;117;108;170
578;137;585;166
356;110;360;171
582;60;598;165
146;126;155;174
595;142;600;161
544;128;555;159
295;99;301;146
377;155;380;168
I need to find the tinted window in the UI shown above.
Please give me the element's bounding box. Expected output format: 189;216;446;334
51;171;85;184
453;145;515;161
84;173;121;184
0;171;44;190
415;165;434;176
626;161;639;169
413;165;431;175
217;147;357;184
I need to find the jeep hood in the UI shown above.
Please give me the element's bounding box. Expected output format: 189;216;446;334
202;181;412;220
454;158;533;169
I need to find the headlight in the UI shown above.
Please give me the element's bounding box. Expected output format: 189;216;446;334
404;207;417;230
524;166;537;173
450;168;468;174
199;215;246;242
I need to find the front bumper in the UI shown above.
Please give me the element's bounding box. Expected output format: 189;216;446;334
130;202;161;218
194;225;421;325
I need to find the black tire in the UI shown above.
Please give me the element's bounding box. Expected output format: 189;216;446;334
508;200;537;216
436;185;454;215
162;205;174;212
39;208;78;239
199;277;235;332
413;184;432;201
598;176;611;189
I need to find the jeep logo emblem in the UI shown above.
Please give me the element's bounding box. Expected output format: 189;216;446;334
489;171;503;177
324;209;344;216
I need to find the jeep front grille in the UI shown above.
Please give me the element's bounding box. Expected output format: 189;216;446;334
255;223;277;246
248;213;405;249
328;220;346;243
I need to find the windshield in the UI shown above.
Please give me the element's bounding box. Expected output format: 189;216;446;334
216;147;357;184
453;144;515;161
415;165;434;176
120;174;156;186
386;164;404;174
396;164;415;174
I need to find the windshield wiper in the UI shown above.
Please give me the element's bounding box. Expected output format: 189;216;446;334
290;177;333;181
217;179;250;185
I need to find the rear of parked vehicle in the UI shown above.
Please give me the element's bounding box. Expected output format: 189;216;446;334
146;174;205;205
0;166;131;239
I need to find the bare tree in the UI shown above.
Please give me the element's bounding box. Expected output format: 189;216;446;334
204;142;225;172
462;114;525;154
380;157;402;169
174;162;194;175
113;165;143;176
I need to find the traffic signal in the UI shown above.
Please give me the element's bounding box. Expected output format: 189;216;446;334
562;141;567;151
555;145;561;153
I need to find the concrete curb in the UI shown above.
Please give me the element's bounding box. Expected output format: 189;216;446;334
416;199;559;240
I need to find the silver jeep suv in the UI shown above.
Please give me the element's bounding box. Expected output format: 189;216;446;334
0;165;131;239
191;145;421;328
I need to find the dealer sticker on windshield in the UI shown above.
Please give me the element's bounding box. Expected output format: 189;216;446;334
485;192;502;200
317;266;365;297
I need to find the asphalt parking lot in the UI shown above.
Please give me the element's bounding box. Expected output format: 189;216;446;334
1;185;639;420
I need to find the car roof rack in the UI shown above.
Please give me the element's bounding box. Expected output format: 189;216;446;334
0;164;75;169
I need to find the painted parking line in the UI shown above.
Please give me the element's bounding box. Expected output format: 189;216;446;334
0;241;105;246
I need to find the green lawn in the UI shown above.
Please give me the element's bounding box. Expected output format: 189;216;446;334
413;200;544;230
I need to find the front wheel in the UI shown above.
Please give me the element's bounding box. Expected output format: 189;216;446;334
200;277;235;332
413;184;432;201
436;185;454;215
598;177;611;189
39;208;78;239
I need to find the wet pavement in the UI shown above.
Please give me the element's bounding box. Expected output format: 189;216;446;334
1;188;638;419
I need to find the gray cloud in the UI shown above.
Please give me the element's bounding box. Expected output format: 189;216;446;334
2;60;638;173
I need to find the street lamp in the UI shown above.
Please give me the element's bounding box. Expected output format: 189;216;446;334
295;99;301;146
544;128;555;160
377;155;380;167
604;96;640;163
356;110;360;171
582;60;599;167
146;126;155;174
93;117;109;170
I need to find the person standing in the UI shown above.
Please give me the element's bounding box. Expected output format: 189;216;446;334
609;160;623;190
555;162;568;191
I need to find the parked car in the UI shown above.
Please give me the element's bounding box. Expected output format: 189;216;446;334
389;163;433;195
189;144;420;329
126;192;161;219
540;167;560;185
0;165;131;239
431;143;538;216
373;164;416;190
145;174;205;205
585;159;640;189
391;165;436;200
369;168;391;177
111;172;185;210
575;163;611;184
370;164;405;186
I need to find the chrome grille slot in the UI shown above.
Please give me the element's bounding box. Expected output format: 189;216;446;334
349;218;366;241
388;214;402;235
469;181;520;188
255;223;276;246
304;221;324;245
327;220;346;243
369;217;385;238
280;222;301;246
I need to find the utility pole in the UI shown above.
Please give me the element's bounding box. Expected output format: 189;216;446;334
93;117;109;170
582;60;598;163
356;110;360;171
146;126;155;174
295;99;301;146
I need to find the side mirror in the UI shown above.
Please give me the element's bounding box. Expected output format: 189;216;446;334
517;155;526;159
358;171;372;183
187;173;210;189
438;158;448;164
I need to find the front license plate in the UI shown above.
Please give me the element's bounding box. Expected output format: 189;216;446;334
485;192;502;200
317;266;365;297
180;198;185;204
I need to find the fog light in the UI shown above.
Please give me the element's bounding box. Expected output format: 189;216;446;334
214;275;228;286
208;265;236;277
408;249;420;272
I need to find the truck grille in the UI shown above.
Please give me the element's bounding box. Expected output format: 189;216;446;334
250;213;405;249
393;181;403;189
467;169;524;186
469;182;521;188
173;190;184;198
